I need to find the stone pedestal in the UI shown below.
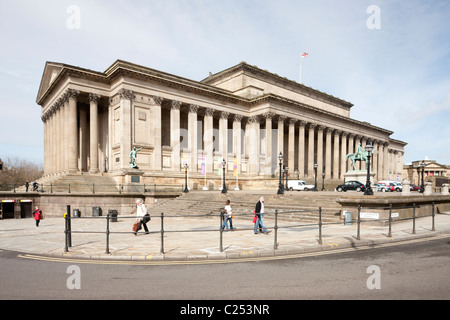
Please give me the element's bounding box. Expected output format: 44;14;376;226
401;180;411;196
344;170;375;185
424;182;433;195
442;184;449;195
122;169;145;193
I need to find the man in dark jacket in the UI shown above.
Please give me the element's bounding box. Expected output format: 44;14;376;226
254;196;270;234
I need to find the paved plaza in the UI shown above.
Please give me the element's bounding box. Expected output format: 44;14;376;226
1;209;449;261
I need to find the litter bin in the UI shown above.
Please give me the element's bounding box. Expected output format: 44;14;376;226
108;210;118;222
344;211;352;225
73;209;81;218
92;206;102;217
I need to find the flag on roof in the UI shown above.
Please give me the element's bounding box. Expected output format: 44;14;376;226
301;52;308;58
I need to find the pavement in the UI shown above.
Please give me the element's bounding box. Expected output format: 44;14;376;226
1;211;450;262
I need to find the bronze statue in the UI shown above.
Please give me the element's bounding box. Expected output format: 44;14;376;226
129;147;143;169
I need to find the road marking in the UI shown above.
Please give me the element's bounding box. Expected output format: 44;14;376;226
17;233;450;266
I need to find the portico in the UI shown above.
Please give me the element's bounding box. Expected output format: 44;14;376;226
36;60;406;189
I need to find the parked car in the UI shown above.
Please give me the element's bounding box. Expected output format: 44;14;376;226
410;184;422;192
288;180;315;191
374;183;391;192
377;182;394;192
336;181;366;192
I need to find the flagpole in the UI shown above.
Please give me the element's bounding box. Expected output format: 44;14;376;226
299;58;302;84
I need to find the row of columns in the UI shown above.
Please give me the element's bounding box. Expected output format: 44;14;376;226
42;89;101;176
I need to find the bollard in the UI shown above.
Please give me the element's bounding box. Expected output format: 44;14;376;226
66;205;72;247
64;212;69;253
273;210;278;250
219;211;224;252
105;213;110;254
412;203;416;234
356;205;361;240
388;204;392;238
160;212;164;254
318;207;323;245
431;202;435;231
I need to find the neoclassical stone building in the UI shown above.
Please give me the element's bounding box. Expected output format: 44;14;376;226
36;60;406;189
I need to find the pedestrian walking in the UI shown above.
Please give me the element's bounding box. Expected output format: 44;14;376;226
134;198;150;235
25;180;29;192
221;199;234;231
33;206;42;227
254;196;270;235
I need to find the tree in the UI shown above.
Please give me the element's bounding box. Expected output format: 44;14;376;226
0;157;44;191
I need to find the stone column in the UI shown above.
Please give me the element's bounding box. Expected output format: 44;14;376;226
61;94;68;173
151;96;163;171
79;108;88;172
204;108;214;173
347;133;355;171
264;113;273;175
55;103;61;173
170;100;181;171
340;132;348;179
219;111;229;164
298;121;306;178
118;89;133;171
316;126;324;180
277;116;286;168
67;89;79;173
307;123;316;177
383;144;389;179
325;128;332;179
248;116;260;175
333;130;341;180
233;114;243;175
89;93;100;173
188;104;199;172
288;118;296;175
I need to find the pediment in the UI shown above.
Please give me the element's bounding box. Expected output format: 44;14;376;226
36;62;65;104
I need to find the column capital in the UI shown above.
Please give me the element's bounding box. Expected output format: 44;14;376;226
263;112;274;120
317;125;325;132
220;111;229;119
289;118;297;126
188;104;199;113
333;129;342;136
170;100;181;110
119;89;134;100
151;96;163;106
234;114;243;122
204;108;214;117
89;93;101;103
66;89;80;100
248;116;260;124
278;115;287;124
298;120;307;128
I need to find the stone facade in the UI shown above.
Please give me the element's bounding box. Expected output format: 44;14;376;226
36;60;406;189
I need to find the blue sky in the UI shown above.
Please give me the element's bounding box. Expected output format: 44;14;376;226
0;0;449;166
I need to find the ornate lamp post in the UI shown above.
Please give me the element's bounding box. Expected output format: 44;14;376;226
420;160;426;193
183;163;189;193
364;144;374;195
221;158;227;194
313;163;318;191
277;152;284;195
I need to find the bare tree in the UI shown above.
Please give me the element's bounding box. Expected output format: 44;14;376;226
0;157;44;191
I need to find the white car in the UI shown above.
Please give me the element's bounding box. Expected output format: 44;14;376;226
288;180;315;191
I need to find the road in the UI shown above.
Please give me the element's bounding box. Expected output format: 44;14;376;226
1;235;449;304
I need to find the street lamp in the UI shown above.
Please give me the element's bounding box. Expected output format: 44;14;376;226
313;163;318;191
221;158;227;194
364;144;374;195
277;152;284;194
183;163;189;193
420;160;426;193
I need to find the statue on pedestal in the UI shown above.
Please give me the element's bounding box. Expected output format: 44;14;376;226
345;143;373;171
129;147;143;169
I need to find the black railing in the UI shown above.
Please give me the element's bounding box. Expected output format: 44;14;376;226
63;202;442;256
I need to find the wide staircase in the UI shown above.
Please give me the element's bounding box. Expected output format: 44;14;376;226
30;173;119;193
146;191;343;224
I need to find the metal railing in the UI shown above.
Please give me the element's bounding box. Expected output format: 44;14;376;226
1;183;184;194
355;202;437;240
63;202;443;256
